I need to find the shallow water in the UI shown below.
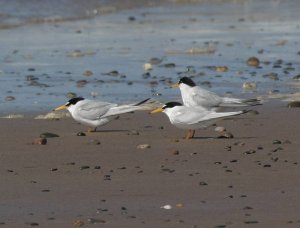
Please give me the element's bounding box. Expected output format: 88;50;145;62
0;0;300;113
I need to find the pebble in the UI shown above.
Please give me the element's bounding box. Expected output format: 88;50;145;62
143;63;152;71
176;203;184;208
128;16;136;21
25;222;39;226
87;218;106;224
267;72;279;80
77;132;86;136
40;132;59;138
172;150;179;155
199;181;208;186
83;70;93;76
162;63;176;68
80;166;90;170
215;66;228;72
73;220;84;227
244;221;258;224
5;96;15;101
242;82;257;90
26;75;38;81
160;205;172;210
102;70;119;76
247;57;260;67
137;144;151;149
32;138;47;145
89;139;101;145
76;80;87;87
244;150;256;155
215;126;226;132
149;57;162;65
272;140;282;144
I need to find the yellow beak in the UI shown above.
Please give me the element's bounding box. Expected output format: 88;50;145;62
150;107;164;114
170;82;179;88
54;105;67;111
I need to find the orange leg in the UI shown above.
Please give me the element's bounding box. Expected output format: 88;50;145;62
185;130;195;140
87;127;97;133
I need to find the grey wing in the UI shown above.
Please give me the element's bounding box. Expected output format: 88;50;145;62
77;101;117;120
171;108;210;125
172;108;239;125
191;86;222;107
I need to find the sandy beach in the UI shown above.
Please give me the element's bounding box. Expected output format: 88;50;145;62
0;101;300;227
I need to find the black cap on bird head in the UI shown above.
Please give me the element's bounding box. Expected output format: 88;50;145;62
66;97;85;106
163;102;183;109
178;77;196;87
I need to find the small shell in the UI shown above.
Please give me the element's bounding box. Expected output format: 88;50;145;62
160;205;172;210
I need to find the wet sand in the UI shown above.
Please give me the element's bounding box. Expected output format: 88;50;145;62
1;101;300;227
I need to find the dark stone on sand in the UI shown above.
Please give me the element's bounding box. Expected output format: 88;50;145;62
50;168;58;171
215;225;226;228
272;147;283;152
225;146;232;151
80;166;90;170
272;140;282;144
199;181;208;186
287;101;300;108
247;57;260;67
263;164;271;167
244;150;256;155
41;189;50;192
104;175;111;180
28;68;36;72
244;221;258;224
5;96;15;101
77;132;86;136
25;222;39;226
32;138;47;145
243;206;253;210
94;166;101;169
230;159;238;163
172;150;179;155
40;132;59;138
88;218;106;224
89;139;101;145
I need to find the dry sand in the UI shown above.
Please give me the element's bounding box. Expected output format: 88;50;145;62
0;101;300;227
